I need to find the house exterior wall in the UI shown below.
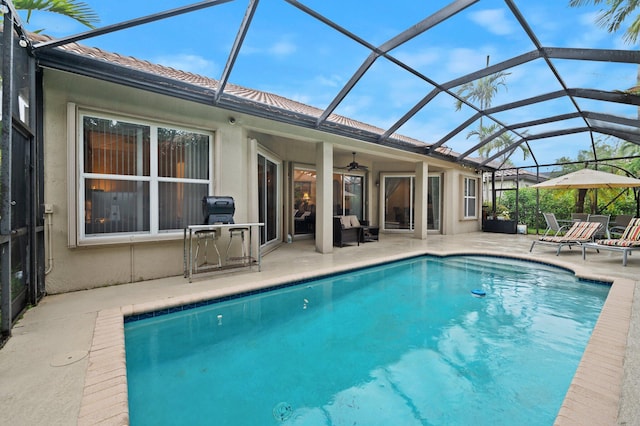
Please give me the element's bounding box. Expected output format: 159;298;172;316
440;169;483;235
41;69;482;293
42;70;248;293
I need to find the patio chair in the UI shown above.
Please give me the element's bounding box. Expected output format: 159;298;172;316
541;212;570;237
586;214;611;239
571;213;589;222
530;221;602;255
610;214;633;237
582;218;640;266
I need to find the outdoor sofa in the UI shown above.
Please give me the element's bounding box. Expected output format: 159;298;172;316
333;215;379;247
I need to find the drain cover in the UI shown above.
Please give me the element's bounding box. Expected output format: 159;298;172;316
273;402;293;422
50;350;88;367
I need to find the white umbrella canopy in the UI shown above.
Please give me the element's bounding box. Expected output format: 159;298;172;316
531;168;640;190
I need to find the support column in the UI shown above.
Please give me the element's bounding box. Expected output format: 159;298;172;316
247;138;258;224
414;161;428;240
315;142;333;253
247;138;260;255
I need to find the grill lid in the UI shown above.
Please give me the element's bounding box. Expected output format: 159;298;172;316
202;196;235;224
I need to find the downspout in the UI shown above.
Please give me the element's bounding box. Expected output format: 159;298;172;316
44;205;53;274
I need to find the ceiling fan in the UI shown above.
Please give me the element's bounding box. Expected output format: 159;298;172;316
344;152;368;172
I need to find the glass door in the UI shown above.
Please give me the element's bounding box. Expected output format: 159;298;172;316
428;175;441;231
333;173;364;219
257;153;280;246
382;175;414;231
293;168;316;236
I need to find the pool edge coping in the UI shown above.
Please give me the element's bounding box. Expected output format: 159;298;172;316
77;250;632;425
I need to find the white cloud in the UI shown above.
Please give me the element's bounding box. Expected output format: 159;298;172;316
240;36;297;58
268;39;297;57
578;11;603;27
446;48;488;75
394;48;441;69
568;11;624;48
469;9;516;36
314;74;343;88
153;54;218;76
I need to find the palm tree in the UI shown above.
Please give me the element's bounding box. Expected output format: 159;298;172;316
467;123;530;165
569;1;640;124
455;65;531;165
569;0;640;44
454;71;510;128
14;0;99;29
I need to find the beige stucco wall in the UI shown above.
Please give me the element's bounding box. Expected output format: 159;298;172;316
41;68;482;293
42;69;253;293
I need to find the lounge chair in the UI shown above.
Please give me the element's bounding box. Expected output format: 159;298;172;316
586;214;610;239
610;214;633;237
530;221;602;255
582;218;640;266
541;212;569;237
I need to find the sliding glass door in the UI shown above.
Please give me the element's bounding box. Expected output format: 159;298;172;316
382;175;414;231
381;174;442;232
428;175;441;231
293;168;316;236
333;173;364;219
258;153;280;246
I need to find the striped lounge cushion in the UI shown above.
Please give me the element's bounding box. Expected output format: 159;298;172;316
539;221;599;243
596;218;640;247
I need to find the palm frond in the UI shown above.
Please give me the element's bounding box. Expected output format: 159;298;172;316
569;0;639;45
14;0;99;28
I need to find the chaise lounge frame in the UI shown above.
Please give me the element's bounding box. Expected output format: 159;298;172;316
581;218;640;266
530;221;602;256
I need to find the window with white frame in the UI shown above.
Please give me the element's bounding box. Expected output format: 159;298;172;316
463;177;477;219
80;113;212;239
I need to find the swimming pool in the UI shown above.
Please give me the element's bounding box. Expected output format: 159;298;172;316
125;255;609;425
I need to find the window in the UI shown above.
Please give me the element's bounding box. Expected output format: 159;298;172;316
80;113;212;240
463;177;477;219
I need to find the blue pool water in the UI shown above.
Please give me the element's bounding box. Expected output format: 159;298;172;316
125;255;609;425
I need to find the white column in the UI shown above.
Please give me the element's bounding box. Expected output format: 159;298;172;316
247;138;259;224
247;138;259;255
414;161;428;240
315;142;333;253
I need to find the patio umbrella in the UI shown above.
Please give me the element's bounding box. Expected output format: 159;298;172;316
531;168;640;217
531;168;640;190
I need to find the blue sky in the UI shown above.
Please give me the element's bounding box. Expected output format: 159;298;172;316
18;0;639;170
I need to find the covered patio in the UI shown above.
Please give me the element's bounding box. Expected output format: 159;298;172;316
1;232;638;425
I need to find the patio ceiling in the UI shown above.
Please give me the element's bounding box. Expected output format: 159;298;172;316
17;0;640;172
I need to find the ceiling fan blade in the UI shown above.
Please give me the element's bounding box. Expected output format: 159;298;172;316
345;152;367;171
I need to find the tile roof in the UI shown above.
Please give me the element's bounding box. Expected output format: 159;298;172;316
30;32;473;162
33;35;420;142
492;168;548;181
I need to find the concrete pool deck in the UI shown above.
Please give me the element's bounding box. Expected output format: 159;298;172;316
1;232;638;425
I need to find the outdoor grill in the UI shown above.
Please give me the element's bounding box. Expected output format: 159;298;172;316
202;196;236;224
